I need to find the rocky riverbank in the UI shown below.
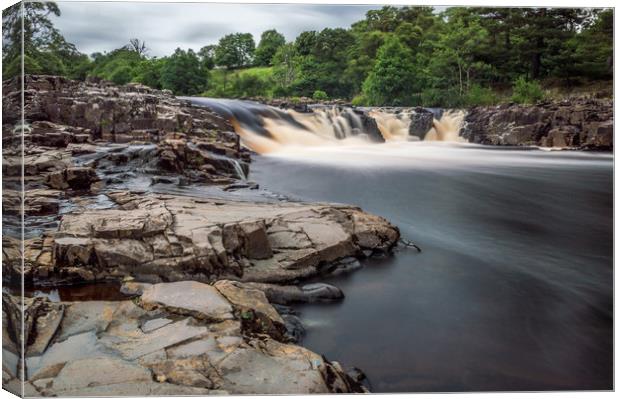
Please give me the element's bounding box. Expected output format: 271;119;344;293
3;280;367;396
2;75;400;396
461;98;613;150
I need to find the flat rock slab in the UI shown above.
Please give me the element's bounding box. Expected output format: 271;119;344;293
56;301;120;342
140;281;234;321
3;279;364;396
24;191;399;284
27;331;107;380
45;356;152;394
218;345;328;394
100;317;210;361
214;280;284;324
49;381;224;396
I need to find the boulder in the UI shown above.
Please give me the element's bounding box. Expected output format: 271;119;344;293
244;282;344;304
408;107;434;139
47;166;98;190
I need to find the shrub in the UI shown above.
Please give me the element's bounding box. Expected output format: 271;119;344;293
272;85;291;98
463;84;497;106
312;90;328;101
351;94;368;106
109;65;133;85
230;74;270;97
511;77;545;104
421;87;461;108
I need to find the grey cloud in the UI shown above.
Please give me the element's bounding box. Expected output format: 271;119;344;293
52;1;381;56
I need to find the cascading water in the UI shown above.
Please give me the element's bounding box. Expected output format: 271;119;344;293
185;97;466;154
182;96;611;392
425;110;467;142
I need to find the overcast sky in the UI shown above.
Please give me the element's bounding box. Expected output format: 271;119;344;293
51;2;383;57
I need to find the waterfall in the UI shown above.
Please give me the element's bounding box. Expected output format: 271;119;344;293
424;110;467;142
369;110;412;141
184;97;467;154
230;159;247;180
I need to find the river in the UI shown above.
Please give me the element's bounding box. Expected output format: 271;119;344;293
248;142;613;392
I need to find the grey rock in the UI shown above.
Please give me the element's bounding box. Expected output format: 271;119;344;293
140;281;234;321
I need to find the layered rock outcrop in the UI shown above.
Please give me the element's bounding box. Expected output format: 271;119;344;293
2;281;365;396
3;75;232;142
2;75;249;186
461;98;613;149
5;191;399;286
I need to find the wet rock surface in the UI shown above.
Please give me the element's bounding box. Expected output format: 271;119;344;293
461;98;613;149
2;281;367;396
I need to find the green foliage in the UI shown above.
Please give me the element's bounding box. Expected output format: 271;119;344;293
511;77;545;104
312;90;328;101
2;1;87;79
463;84;497;106
204;66;275;98
198;45;217;70
160;48;209;95
215;33;255;69
230;73;273;97
254;29;286;66
109;65;133;85
86;48;139;84
272;43;297;91
288;28;356;98
134;58;166;89
5;2;612;107
351;94;369;106
362;36;417;106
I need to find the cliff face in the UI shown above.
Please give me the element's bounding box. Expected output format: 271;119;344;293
461;98;613;150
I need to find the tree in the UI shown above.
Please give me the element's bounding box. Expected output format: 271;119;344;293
433;9;491;97
2;1;87;79
88;47;143;82
294;31;318;56
551;9;612;81
134;57;166;89
160;48;208;95
254;29;285;66
511;8;589;79
3;1;61;58
272;43;297;90
198;45;217;70
362;36;417;106
291;28;355;98
128;38;148;56
214;33;255;69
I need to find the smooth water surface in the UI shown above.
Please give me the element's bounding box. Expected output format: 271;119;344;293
250;142;613;392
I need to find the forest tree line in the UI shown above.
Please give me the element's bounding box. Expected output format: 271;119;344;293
2;2;613;106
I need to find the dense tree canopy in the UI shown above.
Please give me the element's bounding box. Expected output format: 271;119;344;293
254;29;285;66
214;33;255;69
362;36;417;106
3;3;612;105
160;48;208;95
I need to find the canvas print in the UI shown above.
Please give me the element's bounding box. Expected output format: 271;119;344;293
1;0;614;396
